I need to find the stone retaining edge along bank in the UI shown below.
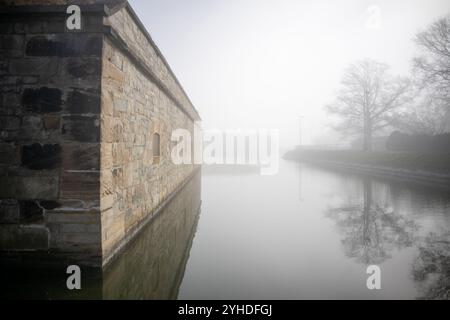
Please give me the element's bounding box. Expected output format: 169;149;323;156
286;157;450;189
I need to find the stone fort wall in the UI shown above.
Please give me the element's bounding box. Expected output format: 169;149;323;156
0;0;201;267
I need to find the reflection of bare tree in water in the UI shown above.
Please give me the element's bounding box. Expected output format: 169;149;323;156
413;231;450;300
326;179;418;265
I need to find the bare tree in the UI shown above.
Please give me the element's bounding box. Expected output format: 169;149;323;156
392;90;450;135
326;59;412;151
414;14;450;103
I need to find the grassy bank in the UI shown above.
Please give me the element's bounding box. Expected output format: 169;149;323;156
284;148;450;174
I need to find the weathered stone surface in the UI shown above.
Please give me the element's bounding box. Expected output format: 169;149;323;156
0;176;59;199
0;116;21;131
22;87;62;113
0;1;200;267
62;143;99;170
66;90;100;114
19;200;44;224
0;225;49;251
1;91;21;109
62;115;100;142
0;35;24;58
99;34;199;262
8;57;58;76
102;59;125;90
21;143;61;170
42;115;60;130
19;115;60;142
100;143;113;170
26;34;102;57
0;200;20;224
113;97;128;114
0;143;20;166
46;211;100;225
105;6;200;121
65;58;101;78
60;171;100;200
0;3;105;261
38;200;61;210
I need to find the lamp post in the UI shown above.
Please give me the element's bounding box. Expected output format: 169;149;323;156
299;116;304;146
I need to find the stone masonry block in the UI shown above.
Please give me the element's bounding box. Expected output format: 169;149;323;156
0;35;25;58
22;87;62;113
0;200;20;224
21;143;61;170
19;200;44;224
66;89;100;114
0;176;59;200
25;34;102;57
60;171;100;200
65;58;101;79
0;225;49;251
62;115;100;142
8;57;58;76
62;143;99;171
0;143;20;166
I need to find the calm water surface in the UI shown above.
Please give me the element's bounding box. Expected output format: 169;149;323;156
178;160;450;300
2;160;449;299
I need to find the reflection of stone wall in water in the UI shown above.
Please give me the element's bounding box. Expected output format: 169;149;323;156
0;171;201;300
101;171;201;300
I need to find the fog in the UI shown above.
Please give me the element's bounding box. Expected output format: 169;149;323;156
129;0;450;150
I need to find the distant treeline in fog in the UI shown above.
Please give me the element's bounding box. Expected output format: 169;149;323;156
386;132;450;154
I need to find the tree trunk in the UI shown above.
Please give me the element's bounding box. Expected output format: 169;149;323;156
363;126;372;151
363;108;372;152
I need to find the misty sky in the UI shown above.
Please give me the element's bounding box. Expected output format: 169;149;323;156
129;0;450;149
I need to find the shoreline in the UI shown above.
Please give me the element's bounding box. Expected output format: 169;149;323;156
284;150;450;189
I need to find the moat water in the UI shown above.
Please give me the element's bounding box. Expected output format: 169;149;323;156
2;160;450;299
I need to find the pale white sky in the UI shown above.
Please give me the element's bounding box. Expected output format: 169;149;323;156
129;0;450;148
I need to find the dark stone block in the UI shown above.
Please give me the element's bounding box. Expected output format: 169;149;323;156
62;144;99;170
0;176;59;200
0;116;20;131
19;116;44;141
1;91;21;108
22;87;62;113
60;171;100;200
66;58;101;78
70;35;103;57
66;90;100;114
26;35;102;57
0;35;24;58
25;36;61;57
8;58;58;76
39;200;61;210
0;22;13;34
21;143;61;170
0;225;49;251
62;115;99;143
0;143;20;166
42;115;60;130
0;200;20;224
19;201;44;224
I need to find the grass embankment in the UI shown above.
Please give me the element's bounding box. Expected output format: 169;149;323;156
284;148;450;174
